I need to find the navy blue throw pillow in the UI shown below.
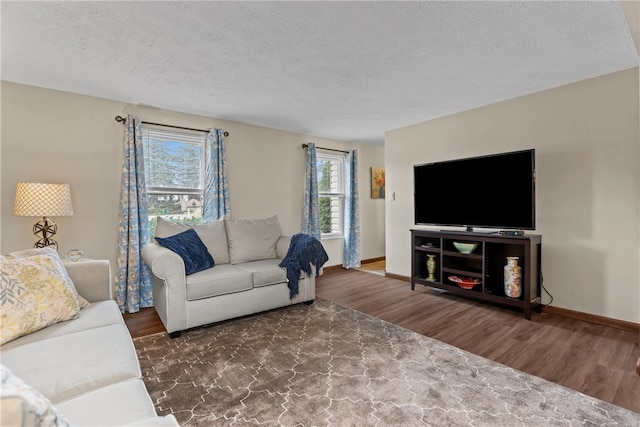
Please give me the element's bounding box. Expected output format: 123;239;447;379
155;228;214;275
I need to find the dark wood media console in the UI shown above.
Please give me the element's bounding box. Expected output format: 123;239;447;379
411;229;542;319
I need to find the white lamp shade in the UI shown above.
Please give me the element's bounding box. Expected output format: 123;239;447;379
13;183;74;217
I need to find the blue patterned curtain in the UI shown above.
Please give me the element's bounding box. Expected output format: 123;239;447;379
302;143;320;240
115;115;153;313
343;149;361;268
203;129;231;221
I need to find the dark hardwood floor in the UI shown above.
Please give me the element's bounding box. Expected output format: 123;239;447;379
123;266;640;413
122;306;166;339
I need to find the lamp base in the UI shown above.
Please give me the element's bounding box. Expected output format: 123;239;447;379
33;217;58;249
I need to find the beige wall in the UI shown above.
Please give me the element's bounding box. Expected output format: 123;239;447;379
385;67;639;323
1;82;385;270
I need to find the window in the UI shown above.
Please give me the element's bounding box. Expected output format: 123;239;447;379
317;151;346;238
142;127;206;235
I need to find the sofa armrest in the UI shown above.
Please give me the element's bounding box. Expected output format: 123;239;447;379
141;243;189;334
63;260;113;302
141;244;186;283
276;235;292;259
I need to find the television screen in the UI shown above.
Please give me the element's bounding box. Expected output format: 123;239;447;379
414;149;535;231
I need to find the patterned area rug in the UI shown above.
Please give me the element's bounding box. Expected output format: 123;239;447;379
134;299;638;426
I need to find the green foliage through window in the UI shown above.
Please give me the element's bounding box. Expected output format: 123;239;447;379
319;197;332;233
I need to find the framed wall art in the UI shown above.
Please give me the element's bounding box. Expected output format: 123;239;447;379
371;167;385;199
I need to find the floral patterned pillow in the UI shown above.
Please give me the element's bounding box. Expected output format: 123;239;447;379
0;364;70;426
3;247;90;308
0;252;81;345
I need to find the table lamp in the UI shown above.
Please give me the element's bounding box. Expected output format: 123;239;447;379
13;182;74;249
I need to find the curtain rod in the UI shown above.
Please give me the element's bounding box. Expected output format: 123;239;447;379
114;115;229;137
301;143;348;154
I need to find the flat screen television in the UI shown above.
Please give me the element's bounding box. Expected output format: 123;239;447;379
414;149;535;231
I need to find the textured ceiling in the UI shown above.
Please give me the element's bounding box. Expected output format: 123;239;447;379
2;1;638;145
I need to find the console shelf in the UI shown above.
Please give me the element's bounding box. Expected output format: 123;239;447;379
411;229;542;319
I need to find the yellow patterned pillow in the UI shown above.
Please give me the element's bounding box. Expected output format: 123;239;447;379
0;253;81;345
2;247;90;308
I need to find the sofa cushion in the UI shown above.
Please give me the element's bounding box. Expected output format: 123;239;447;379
124;416;180;426
1;324;141;404
0;251;81;345
0;363;70;427
235;259;288;288
225;215;282;264
156;228;214;275
155;217;230;264
185;264;253;300
192;220;230;264
0;301;123;350
55;379;158;426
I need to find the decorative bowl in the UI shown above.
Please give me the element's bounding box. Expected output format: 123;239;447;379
66;248;83;262
448;275;481;289
453;242;478;254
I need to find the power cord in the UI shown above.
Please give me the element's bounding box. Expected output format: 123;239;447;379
539;270;553;306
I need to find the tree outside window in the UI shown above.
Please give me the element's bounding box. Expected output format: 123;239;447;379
142;127;205;236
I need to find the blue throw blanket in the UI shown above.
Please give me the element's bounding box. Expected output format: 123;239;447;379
279;233;329;299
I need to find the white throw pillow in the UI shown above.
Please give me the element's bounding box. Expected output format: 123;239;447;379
0;364;70;426
154;217;230;264
225;215;282;264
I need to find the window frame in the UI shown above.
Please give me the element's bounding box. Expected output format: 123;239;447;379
142;126;207;233
317;150;347;239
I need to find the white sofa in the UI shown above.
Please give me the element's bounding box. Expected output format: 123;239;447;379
0;256;178;427
141;216;321;337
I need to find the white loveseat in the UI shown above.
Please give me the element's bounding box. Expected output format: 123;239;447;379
0;250;178;427
141;216;321;337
